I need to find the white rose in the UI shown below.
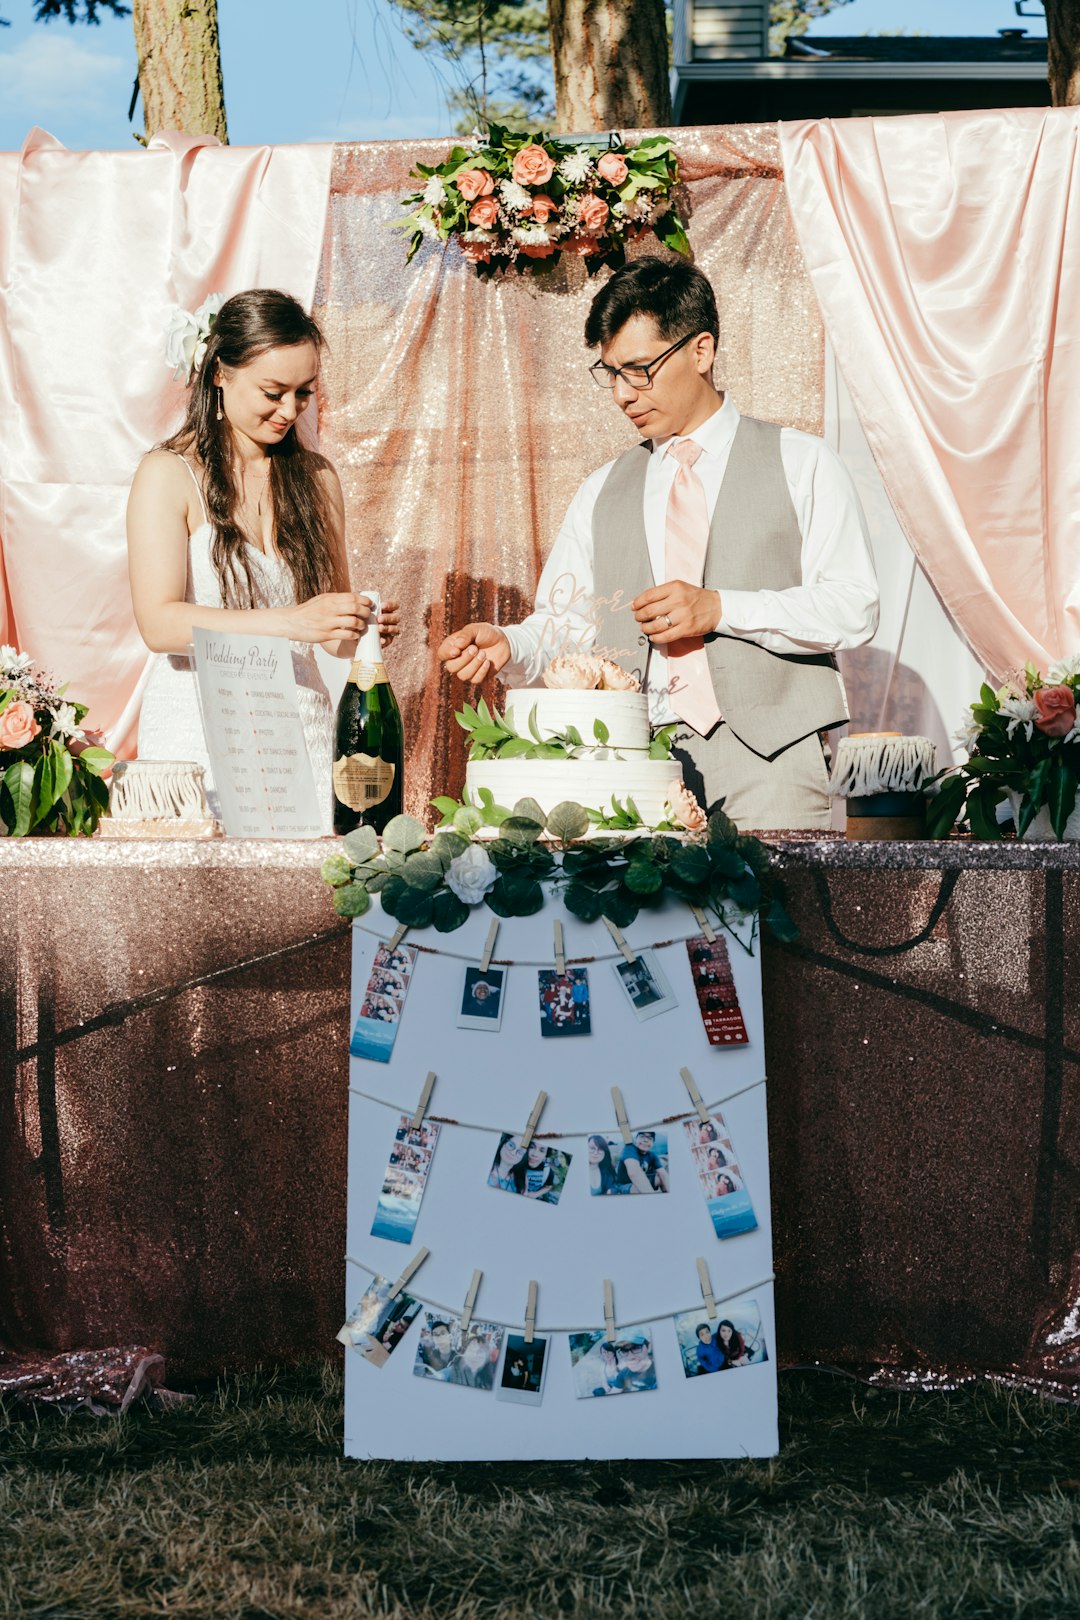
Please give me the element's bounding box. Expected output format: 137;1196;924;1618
164;307;201;381
445;844;499;905
193;291;223;329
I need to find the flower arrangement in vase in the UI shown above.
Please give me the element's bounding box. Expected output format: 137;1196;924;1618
398;124;688;278
928;660;1080;840
0;646;113;835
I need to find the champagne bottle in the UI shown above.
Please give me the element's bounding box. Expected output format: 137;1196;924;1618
332;590;404;836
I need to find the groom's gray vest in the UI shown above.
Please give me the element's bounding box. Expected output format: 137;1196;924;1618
591;415;848;760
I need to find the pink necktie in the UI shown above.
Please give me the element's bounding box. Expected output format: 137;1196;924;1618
664;438;722;735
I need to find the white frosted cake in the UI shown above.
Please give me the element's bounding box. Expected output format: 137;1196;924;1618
465;686;685;824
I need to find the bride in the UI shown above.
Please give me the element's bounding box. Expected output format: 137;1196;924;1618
127;286;398;827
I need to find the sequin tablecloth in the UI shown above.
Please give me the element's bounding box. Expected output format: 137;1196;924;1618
2;838;1077;1393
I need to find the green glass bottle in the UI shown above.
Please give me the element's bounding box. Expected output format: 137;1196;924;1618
332;590;404;836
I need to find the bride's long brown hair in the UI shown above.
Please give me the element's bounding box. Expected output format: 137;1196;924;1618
162;288;337;609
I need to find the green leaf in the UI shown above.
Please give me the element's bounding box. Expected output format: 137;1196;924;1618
1016;757;1051;837
545;801;590;842
430;795;461;822
765;894;798;944
393;886;435;928
527;704;544;745
382;814;427;854
601;887;639;929
624;860;663;895
499;815;544;845
654;211;691;256
593;718;610;745
706;807;739;846
564;725;585;748
431;830;469;867
75;745;113;775
498;737;534;758
378;875;409;914
3;761;34;837
332;883;371;918
320;853;354;887
481;802;511;827
1048;756;1078;839
452;805;484;837
512;798;547;827
486;872;544;918
967;783;1003;840
708;845;746;879
563;880;605;923
725;871;761;911
401;850;445;890
342;825;379;863
33;751;55;826
670;845;711;885
432;888;470;933
924;774;967;839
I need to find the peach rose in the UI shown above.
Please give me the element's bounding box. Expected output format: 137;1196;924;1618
597;152;629;186
543;654;602;690
597;659;640;692
577;193;610;234
520;238;557;259
528;193;558;224
1033;683;1077;737
512;145;555;187
461;239;493;265
468;196;499;229
457;168;494;201
564;232;601;257
0;699;41;751
667;781;707;833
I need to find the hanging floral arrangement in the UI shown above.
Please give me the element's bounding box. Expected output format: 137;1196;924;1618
397;124;689;278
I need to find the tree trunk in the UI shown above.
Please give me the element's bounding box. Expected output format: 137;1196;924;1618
548;0;671;133
1045;0;1080;106
133;0;228;143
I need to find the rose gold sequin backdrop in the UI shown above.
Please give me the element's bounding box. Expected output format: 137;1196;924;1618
313;126;820;820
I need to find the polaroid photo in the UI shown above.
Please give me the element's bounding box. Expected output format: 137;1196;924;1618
587;1130;669;1196
457;965;506;1032
336;1273;422;1368
568;1330;658;1398
496;1332;549;1407
612;949;678;1022
685;933;749;1046
672;1298;768;1378
682;1111;758;1239
538;967;591;1037
487;1134;572;1206
370;1113;442;1244
412;1311;504;1391
350;942;419;1063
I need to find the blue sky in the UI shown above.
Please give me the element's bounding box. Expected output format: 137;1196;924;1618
0;0;1048;153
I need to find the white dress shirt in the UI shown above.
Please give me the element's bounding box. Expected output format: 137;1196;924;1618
501;397;880;725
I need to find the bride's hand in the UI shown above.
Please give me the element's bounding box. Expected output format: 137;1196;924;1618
372;597;401;644
279;592;368;643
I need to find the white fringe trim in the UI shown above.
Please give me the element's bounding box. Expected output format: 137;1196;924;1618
828;734;937;798
110;759;209;820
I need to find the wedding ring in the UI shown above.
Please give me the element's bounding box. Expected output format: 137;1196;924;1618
664;614;673;629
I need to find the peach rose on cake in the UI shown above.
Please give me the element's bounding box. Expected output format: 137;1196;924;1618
511;144;556;187
1033;683;1077;737
577;193;610;234
596;152;629;187
666;781;707;832
597;659;640;692
0;700;41;751
468;196;499;229
457;168;495;201
543;654;603;690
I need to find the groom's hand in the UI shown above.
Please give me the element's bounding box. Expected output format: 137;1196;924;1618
633;581;722;644
437;621;512;683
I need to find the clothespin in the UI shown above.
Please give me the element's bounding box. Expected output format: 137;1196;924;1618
680;1066;710;1125
553;919;566;976
603;1279;616;1342
389;1246;430;1301
603;915;637;965
690;905;716;944
480;917;499;973
524;1280;538;1345
411;1071;436;1129
611;1086;632;1145
388;923;409;951
520;1090;548;1150
697;1257;718;1322
460;1268;482;1332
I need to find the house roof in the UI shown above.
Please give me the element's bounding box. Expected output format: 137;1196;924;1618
793;35;1048;65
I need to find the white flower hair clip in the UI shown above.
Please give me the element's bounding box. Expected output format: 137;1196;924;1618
164;292;225;384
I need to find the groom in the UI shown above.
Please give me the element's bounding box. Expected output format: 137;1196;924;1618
436;257;879;829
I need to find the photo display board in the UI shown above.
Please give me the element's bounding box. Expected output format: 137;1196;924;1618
344;890;777;1461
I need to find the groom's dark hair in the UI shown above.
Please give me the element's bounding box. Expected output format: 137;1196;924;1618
584;256;720;348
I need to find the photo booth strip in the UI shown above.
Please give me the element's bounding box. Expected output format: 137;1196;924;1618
686;933;749;1047
370;1113;442;1245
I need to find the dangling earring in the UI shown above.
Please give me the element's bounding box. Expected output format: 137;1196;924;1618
216;386;224;422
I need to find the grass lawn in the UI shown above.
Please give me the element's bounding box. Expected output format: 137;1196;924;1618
2;1364;1079;1619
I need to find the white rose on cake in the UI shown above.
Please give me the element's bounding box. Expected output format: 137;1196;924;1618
446;844;499;904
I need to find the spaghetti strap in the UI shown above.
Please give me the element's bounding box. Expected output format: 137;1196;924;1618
168;451;210;527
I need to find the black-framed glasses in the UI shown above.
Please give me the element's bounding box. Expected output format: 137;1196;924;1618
588;331;697;391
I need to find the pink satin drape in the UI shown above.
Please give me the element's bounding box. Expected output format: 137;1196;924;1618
780;108;1080;681
0;130;333;754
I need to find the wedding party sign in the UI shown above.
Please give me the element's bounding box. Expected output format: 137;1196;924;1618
344;894;776;1461
192;629;322;837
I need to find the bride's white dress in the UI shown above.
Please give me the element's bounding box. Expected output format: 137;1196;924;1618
137;461;335;830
